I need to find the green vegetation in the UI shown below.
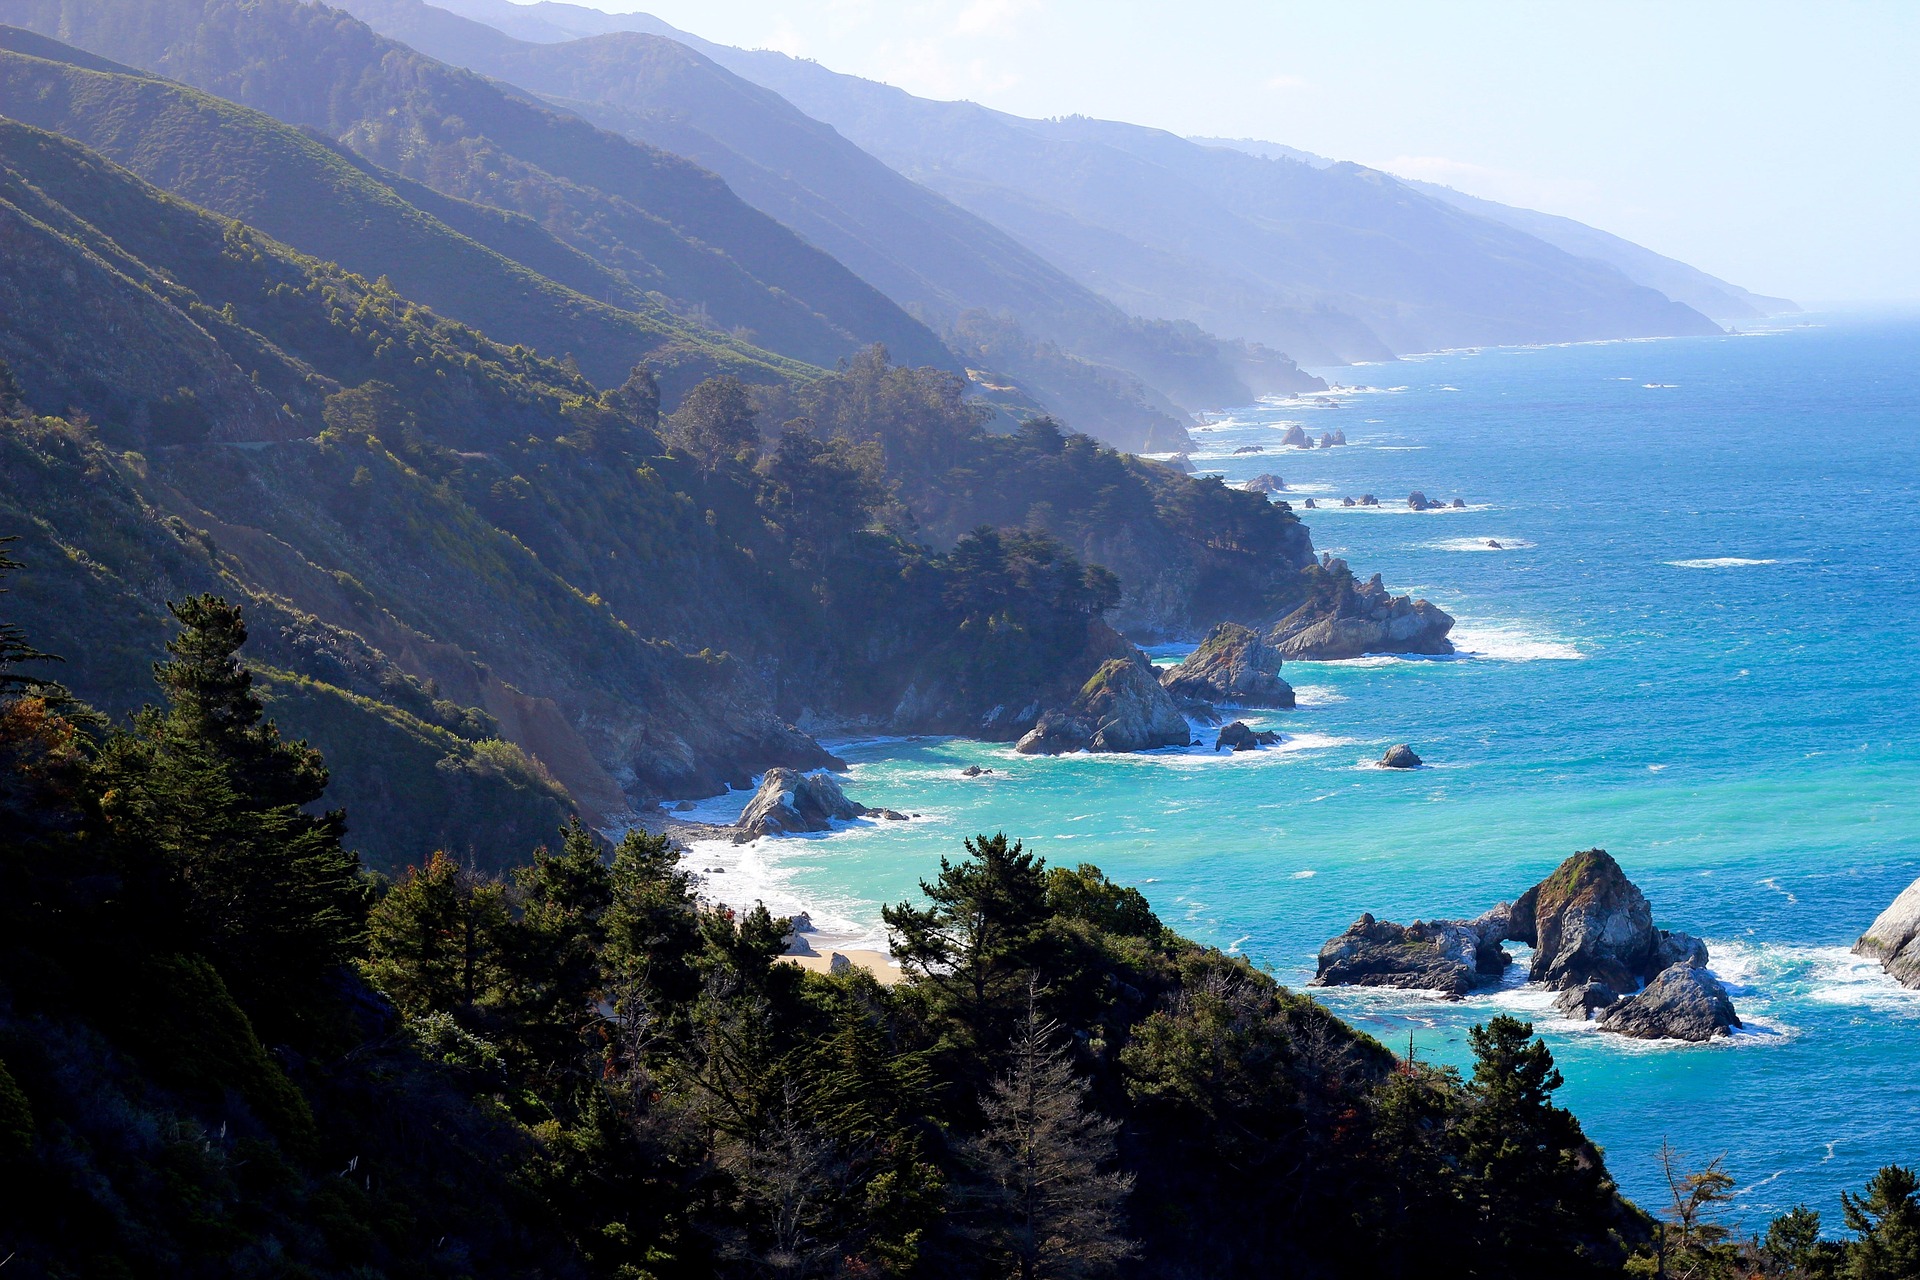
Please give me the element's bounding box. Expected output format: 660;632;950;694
1;588;1901;1276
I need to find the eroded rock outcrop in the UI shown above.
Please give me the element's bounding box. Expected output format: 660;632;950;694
1596;965;1741;1041
1378;744;1422;769
1854;875;1920;988
1280;424;1310;447
1313;849;1738;1032
735;767;866;839
1268;563;1455;660
1239;472;1286;494
1016;643;1190;756
1161;622;1295;709
1508;849;1686;992
1311;909;1513;997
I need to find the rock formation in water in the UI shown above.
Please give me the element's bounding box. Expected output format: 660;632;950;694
1507;849;1705;993
735;767;868;839
1312;849;1737;1033
1359;494;1379;506
1280;424;1310;448
1015;639;1190;756
1854;875;1920;988
1378;744;1422;769
1596;965;1741;1041
1451;498;1467;508
1232;444;1265;454
1311;909;1514;996
1161;622;1296;709
1303;498;1317;508
1408;491;1433;511
1239;472;1287;494
1267;563;1455;660
1215;721;1281;752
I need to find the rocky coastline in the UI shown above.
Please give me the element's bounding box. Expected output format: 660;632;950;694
1312;849;1740;1042
1854;875;1920;988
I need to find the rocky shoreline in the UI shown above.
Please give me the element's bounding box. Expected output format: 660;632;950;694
1854;875;1920;988
1312;849;1741;1042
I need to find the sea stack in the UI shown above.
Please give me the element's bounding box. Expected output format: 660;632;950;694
735;768;867;840
1378;744;1422;769
1161;622;1296;709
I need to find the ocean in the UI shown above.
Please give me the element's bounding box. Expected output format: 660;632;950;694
672;312;1920;1225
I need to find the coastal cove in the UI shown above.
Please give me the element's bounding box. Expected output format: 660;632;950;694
667;314;1920;1218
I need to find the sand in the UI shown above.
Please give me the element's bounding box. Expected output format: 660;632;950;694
778;948;906;985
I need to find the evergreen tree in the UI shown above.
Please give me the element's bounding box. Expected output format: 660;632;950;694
1456;1015;1633;1276
668;375;759;468
94;594;365;1039
964;995;1135;1280
363;849;511;1019
884;832;1051;1051
1842;1166;1920;1280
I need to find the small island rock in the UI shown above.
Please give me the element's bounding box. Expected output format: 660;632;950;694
1280;424;1310;448
1378;744;1423;769
1408;491;1433;511
1215;720;1281;752
735;768;867;839
1553;981;1619;1021
1311;909;1512;997
1597;964;1741;1041
1161;622;1296;709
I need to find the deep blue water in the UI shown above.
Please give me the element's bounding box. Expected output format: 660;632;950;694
678;314;1920;1226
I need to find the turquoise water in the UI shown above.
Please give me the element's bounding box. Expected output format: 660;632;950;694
682;314;1920;1223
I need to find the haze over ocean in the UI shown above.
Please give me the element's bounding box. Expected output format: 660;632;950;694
679;312;1920;1214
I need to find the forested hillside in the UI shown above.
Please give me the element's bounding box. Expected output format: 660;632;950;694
0;0;951;373
4;580;1906;1277
0;105;1324;864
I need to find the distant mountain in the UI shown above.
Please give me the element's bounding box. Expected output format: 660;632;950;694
1395;179;1797;322
0;28;806;394
314;0;1330;448
416;0;1723;362
0;0;952;376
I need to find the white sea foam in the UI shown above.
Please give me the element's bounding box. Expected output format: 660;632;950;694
1424;536;1534;552
1291;869;1317;879
1289;684;1347;707
1448;624;1586;662
1664;557;1779;569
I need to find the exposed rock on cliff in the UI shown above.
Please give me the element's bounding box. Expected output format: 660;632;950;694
1310;909;1512;997
735;767;866;839
1378;744;1422;769
1267;563;1455;660
1597;965;1741;1041
1854;875;1920;988
1508;848;1686;992
1215;721;1280;752
1161;622;1295;708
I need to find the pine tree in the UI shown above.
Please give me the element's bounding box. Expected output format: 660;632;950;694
964;994;1135;1280
363;850;511;1019
94;595;365;1039
1456;1015;1632;1277
1842;1166;1920;1280
883;832;1051;1050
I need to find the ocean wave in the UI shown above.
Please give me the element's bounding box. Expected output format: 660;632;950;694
1448;624;1586;662
1290;684;1347;707
1664;557;1779;569
1424;536;1534;552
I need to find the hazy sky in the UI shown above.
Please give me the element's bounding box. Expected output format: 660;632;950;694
575;0;1918;303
